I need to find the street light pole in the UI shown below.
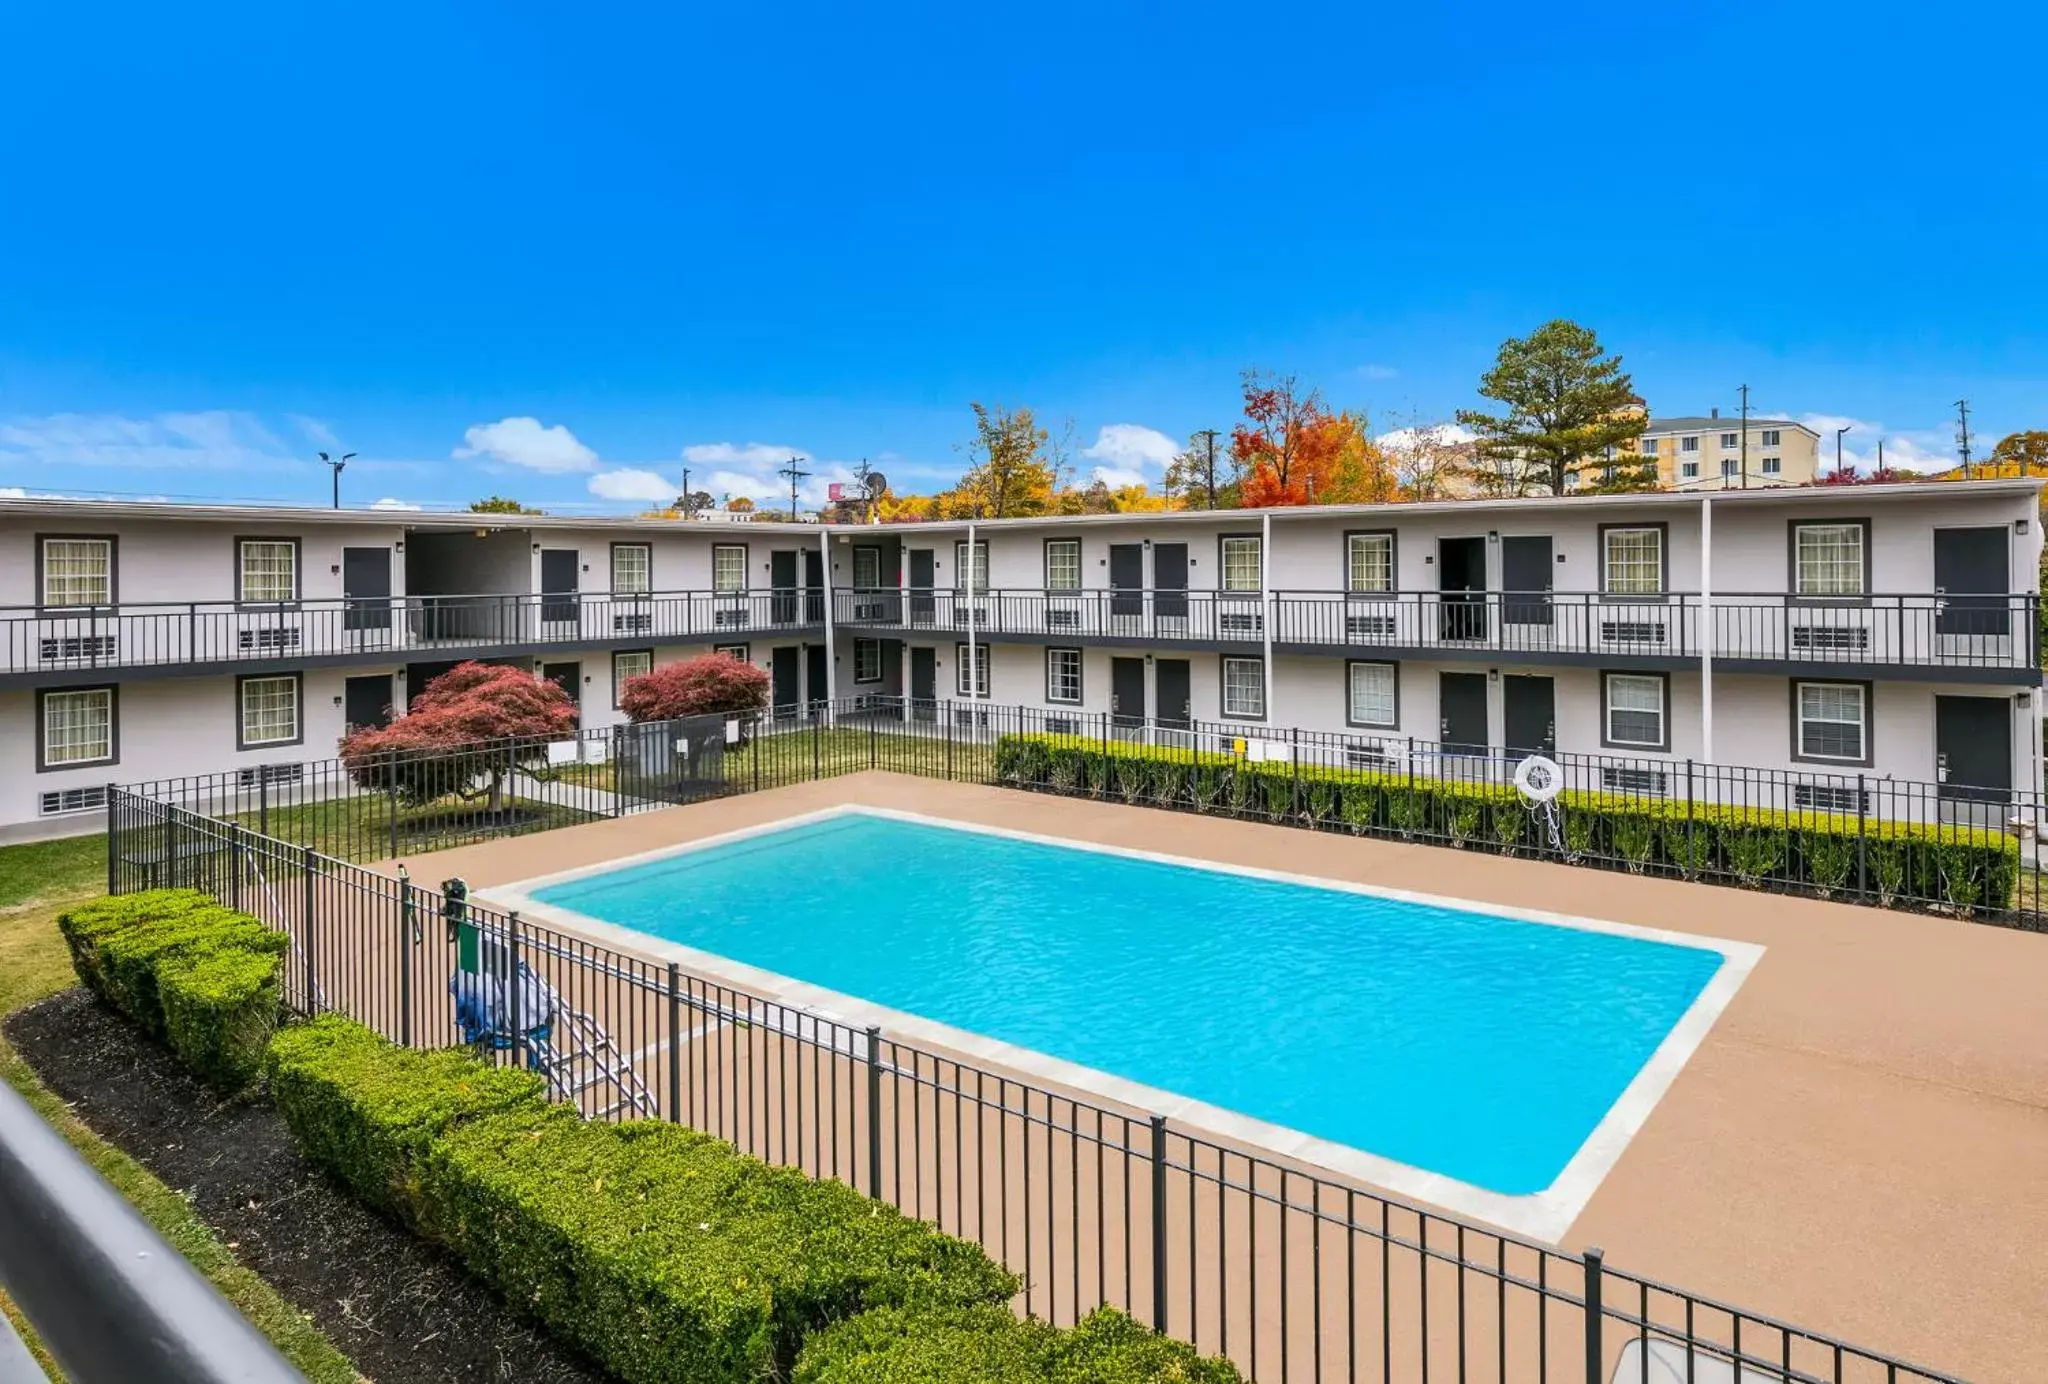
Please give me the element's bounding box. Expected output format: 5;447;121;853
1834;427;1850;479
320;451;356;508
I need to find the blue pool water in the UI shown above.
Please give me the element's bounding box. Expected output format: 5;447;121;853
530;812;1726;1195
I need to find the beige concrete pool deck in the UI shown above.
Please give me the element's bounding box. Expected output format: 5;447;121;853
390;774;2048;1383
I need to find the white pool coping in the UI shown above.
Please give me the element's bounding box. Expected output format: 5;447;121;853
482;803;1764;1244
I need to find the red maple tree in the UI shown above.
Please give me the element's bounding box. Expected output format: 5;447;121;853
618;652;770;723
339;661;579;811
1232;371;1350;506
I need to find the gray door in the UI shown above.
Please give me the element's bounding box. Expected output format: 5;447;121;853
1438;537;1487;641
1109;544;1144;617
342;547;392;631
343;674;393;731
908;549;936;623
910;645;937;718
771;646;800;714
1936;695;2011;803
1934;527;2010;637
771;551;799;623
805;644;828;705
1500;536;1553;628
803;550;825;624
1439;671;1489;754
542;661;581;723
1153;543;1189;619
1502;675;1555;756
1111;656;1146;728
1154;658;1191;728
540;550;579;623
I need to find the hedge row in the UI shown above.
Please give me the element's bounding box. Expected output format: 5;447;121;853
59;889;286;1093
267;1018;1242;1384
992;734;2023;914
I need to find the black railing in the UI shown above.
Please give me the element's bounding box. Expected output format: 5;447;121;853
0;1078;302;1383
0;588;826;676
832;587;2042;671
105;788;1965;1384
117;697;2045;929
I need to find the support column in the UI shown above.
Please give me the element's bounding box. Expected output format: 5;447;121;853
1700;495;1715;765
966;521;979;707
819;528;836;716
1261;510;1276;727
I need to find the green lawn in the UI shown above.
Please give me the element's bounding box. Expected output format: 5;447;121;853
0;840;361;1382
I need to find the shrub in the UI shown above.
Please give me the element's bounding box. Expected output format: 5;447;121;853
58;889;218;1002
619;652;770;724
159;947;284;1094
95;906;287;1037
792;1304;1246;1383
266;1015;548;1226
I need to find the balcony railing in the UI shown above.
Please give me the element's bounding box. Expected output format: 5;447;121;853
0;588;829;676
835;587;2041;672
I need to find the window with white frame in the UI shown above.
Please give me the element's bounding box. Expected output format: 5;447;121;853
1220;536;1262;593
1761;456;1782;475
1347;661;1396;727
1044;538;1081;591
1641;438;1659;456
954;541;989;594
852;547;882;590
954;642;990;697
1046;647;1082;704
1762;429;1781;447
41;538;113;607
1681;461;1699;478
712;545;746;592
1796;681;1867;762
612;544;652;594
238;540;297;603
1680;435;1700;453
39;687;114;768
238;675;300;747
1720;432;1739;449
1721;458;1738;479
1602;527;1663;593
713;643;749;662
1347;533;1393;592
853;638;882;683
1222;657;1265;718
1604;673;1666;749
612;649;652;703
1793;522;1865;596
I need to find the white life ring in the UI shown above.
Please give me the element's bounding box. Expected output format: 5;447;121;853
1513;754;1565;805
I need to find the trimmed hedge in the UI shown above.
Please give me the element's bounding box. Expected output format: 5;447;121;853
993;733;2023;915
267;1017;1020;1384
58;889;288;1093
793;1304;1246;1383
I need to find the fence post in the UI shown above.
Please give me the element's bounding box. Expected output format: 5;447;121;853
387;776;400;861
945;707;955;781
228;823;243;912
1582;1246;1604;1384
104;787;118;895
661;961;682;1122
258;769;269;839
508;911;524;1074
869;712;878;771
1149;1114;1169;1332
1855;773;1869;896
1290;725;1301;819
1685;759;1696;866
299;844;317;1013
864;1024;884;1199
812;714;821;781
751;716;762;794
398;872;414;1048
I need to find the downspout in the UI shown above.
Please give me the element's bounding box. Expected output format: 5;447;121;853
1700;494;1714;765
1262;510;1276;728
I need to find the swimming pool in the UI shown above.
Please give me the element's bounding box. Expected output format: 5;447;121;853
498;807;1758;1237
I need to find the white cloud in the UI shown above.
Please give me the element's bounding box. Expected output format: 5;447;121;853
0;486;25;498
1081;424;1178;474
1377;423;1476;451
1355;364;1399;381
288;414;341;449
0;410;298;471
1798;413;1961;475
453;417;598;474
681;441;810;469
369;496;421;511
1087;466;1149;490
588;468;681;503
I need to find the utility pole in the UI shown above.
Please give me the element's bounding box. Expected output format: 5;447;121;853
1835;426;1851;479
678;467;692;518
1955;399;1973;478
777;455;811;522
1194;429;1222;509
1737;384;1750;489
319;451;356;509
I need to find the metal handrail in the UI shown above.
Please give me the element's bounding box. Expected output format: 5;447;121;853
0;1078;302;1383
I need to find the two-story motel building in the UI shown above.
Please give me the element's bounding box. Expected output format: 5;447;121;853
2;482;2039;839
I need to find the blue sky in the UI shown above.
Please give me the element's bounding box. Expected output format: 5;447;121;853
2;1;2042;511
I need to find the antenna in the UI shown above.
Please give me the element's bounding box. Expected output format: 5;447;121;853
1955;399;1973;479
777;455;811;522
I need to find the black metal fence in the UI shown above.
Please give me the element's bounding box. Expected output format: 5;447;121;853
118;696;2045;928
104;786;1961;1384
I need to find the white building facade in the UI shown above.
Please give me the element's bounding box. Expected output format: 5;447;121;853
2;484;2039;838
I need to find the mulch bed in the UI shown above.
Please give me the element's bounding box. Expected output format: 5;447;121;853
7;990;606;1384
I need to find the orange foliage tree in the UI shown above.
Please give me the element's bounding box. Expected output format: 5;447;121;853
1232;372;1392;506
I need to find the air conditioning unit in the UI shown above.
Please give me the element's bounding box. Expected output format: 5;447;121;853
1218;611;1264;635
1345;741;1394;769
613;612;654;634
39;785;109;816
1345;614;1396;640
237;627;302;651
1791;626;1870;653
1794;783;1867;813
236;763;305;788
1599;620;1667;645
38;635;118;662
713;609;750;628
1045;715;1080;735
1599;766;1669;796
951;708;991;729
1045;608;1080;629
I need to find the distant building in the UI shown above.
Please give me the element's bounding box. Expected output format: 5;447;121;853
1621;413;1823;490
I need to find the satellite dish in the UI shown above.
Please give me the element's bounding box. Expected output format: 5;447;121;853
864;471;888;498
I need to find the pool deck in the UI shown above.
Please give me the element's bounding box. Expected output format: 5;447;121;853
394;774;2048;1383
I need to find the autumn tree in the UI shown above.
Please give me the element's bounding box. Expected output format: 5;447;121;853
1985;430;2048;475
338;662;578;814
618;652;769;723
1316;412;1399;505
1163;431;1241;510
1230;372;1351;506
1456;321;1648;495
945;404;1067;518
726;496;756;513
469;495;542;515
